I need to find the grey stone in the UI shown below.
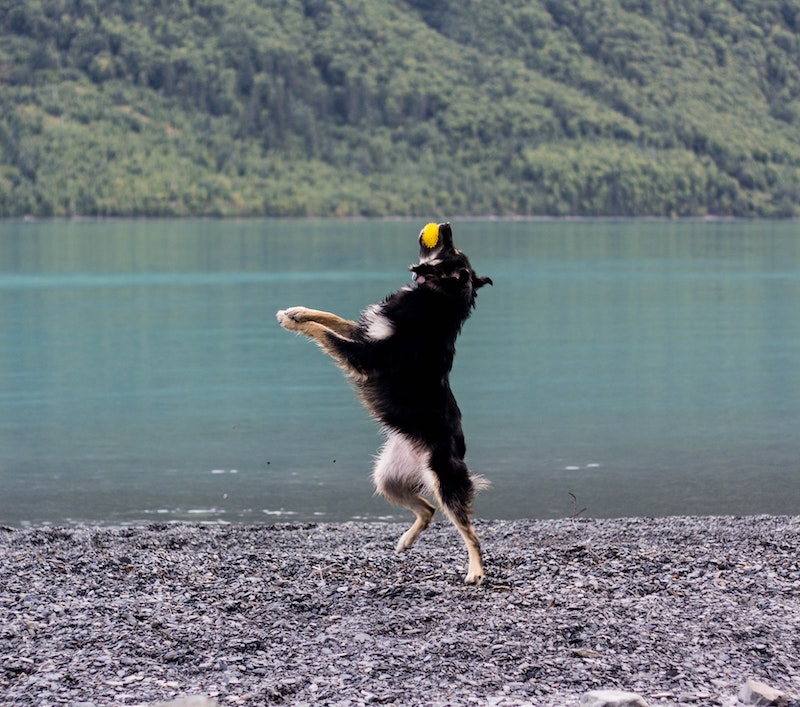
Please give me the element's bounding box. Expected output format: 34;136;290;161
153;698;219;707
738;679;791;706
2;517;799;706
580;690;649;707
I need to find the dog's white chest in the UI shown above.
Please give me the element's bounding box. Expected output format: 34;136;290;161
363;305;395;341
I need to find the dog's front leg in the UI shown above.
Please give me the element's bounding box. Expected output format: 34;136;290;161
277;306;359;338
278;307;369;374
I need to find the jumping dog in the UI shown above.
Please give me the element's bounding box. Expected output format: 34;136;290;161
276;222;492;583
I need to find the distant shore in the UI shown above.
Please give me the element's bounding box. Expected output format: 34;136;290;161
1;516;799;706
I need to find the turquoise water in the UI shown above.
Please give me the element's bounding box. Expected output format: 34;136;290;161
1;219;798;525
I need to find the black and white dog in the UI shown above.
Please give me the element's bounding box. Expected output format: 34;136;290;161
276;222;492;583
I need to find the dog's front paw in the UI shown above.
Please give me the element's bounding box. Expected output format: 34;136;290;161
276;306;308;331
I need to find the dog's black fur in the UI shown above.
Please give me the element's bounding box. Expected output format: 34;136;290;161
276;222;492;583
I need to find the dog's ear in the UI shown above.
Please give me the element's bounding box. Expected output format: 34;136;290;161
473;274;493;289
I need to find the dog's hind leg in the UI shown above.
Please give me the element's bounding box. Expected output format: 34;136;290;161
442;503;484;585
394;495;436;553
373;431;436;554
429;449;485;585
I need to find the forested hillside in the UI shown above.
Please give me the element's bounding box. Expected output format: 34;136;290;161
1;0;799;217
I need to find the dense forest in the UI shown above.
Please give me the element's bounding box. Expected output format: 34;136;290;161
1;0;799;217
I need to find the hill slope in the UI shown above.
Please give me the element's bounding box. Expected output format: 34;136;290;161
1;0;799;217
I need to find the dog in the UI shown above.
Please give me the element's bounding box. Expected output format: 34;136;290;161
276;222;492;584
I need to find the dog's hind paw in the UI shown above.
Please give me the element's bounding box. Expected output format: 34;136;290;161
464;569;485;585
395;531;417;554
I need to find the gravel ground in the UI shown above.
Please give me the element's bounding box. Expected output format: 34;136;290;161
1;516;799;707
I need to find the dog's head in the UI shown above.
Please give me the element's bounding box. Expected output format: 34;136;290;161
410;222;492;307
417;221;455;263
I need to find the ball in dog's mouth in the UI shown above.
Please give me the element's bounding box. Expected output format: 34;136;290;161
420;222;439;249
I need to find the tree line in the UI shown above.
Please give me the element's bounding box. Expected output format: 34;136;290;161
1;0;798;217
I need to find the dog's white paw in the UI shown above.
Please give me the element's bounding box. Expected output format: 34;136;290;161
276;307;306;330
395;531;417;554
464;568;485;585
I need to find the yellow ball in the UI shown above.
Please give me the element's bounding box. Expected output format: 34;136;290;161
421;222;439;249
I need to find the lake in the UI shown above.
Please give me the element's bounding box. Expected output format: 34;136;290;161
1;219;798;526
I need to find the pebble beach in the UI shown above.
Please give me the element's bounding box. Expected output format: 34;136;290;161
1;516;799;706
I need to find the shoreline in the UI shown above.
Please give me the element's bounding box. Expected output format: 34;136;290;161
1;515;799;706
